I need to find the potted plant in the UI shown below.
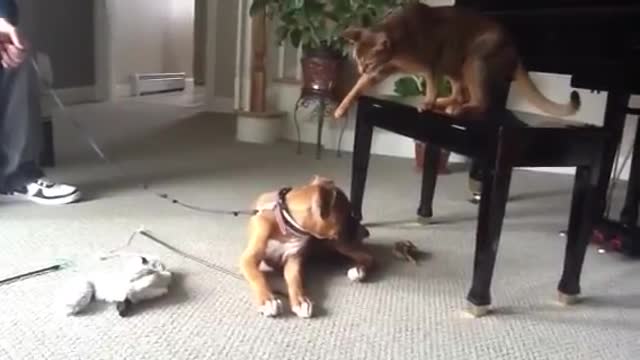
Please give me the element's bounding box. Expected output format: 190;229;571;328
393;75;452;173
249;0;409;100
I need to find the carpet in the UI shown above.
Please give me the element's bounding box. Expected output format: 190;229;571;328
1;99;639;360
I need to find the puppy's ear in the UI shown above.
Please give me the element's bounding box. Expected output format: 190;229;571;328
342;27;364;44
311;175;335;186
311;186;336;220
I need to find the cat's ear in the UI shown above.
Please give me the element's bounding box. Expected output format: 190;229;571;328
342;27;364;43
374;32;390;51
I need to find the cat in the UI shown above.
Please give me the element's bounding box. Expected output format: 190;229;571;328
333;2;580;119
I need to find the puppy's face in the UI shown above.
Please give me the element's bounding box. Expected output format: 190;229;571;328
307;176;369;243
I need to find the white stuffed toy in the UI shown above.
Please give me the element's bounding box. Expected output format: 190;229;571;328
60;255;172;317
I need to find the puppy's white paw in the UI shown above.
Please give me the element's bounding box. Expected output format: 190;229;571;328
258;298;283;317
347;266;366;282
291;297;313;318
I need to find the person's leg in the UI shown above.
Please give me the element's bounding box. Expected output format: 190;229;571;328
0;57;81;205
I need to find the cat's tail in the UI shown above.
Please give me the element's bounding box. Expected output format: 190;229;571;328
512;62;581;117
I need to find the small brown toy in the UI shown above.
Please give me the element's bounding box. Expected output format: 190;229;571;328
392;241;421;265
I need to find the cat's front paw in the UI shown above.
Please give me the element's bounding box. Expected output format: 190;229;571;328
417;100;435;113
334;106;347;119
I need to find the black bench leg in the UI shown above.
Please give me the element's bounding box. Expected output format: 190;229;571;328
417;142;440;220
466;136;513;317
557;164;598;305
620;120;640;226
350;107;374;221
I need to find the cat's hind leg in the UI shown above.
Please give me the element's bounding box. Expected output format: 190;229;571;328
450;58;490;118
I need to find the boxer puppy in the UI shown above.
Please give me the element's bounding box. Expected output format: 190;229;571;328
239;175;373;318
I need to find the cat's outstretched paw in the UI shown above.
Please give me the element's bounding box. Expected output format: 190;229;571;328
417;100;435;113
334;106;347;119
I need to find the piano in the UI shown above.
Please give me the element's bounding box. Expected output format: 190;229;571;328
455;0;640;256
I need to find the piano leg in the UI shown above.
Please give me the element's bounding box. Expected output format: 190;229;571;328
466;133;513;317
350;103;374;221
558;154;601;304
620;118;640;226
417;142;440;221
593;93;631;223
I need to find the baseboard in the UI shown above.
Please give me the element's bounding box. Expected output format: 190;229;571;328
208;96;235;113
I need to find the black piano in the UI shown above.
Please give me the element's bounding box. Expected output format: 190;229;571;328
348;0;640;315
457;0;640;254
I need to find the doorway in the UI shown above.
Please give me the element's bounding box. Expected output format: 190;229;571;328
93;0;238;113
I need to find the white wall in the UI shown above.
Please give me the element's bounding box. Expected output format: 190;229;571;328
110;0;194;94
165;0;195;78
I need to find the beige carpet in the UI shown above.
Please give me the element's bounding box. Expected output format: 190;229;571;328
1;99;639;360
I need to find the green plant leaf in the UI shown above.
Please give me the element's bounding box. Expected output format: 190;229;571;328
393;77;423;97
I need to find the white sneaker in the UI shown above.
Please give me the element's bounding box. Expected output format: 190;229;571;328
4;178;82;205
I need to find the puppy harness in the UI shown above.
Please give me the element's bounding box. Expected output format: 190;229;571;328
273;187;311;239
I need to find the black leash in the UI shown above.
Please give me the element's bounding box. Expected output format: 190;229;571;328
33;59;258;218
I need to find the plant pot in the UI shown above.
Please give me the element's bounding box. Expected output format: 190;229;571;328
300;47;344;99
414;141;450;174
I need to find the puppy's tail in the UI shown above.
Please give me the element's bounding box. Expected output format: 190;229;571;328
512;62;580;117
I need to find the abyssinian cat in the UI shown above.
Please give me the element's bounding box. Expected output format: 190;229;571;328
333;2;581;119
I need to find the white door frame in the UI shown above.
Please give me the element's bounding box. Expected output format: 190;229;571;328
93;0;113;101
204;0;237;113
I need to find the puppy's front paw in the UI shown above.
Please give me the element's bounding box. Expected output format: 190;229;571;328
291;296;314;318
347;266;366;282
258;298;283;317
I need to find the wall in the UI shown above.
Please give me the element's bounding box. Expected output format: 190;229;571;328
165;0;195;78
110;0;194;91
17;0;95;89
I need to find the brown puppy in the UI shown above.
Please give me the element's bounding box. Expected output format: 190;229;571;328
333;2;580;119
239;176;373;318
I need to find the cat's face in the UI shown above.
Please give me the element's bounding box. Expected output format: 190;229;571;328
342;27;392;75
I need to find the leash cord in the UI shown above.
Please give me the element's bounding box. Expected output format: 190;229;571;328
113;227;288;296
31;59;257;218
133;227;245;281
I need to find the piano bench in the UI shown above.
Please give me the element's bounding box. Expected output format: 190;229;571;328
349;95;611;317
